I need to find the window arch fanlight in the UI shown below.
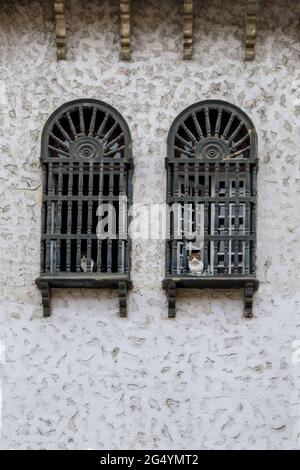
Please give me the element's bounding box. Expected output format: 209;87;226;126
163;100;259;318
36;99;133;317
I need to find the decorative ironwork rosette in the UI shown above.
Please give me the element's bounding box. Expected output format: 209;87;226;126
195;137;229;160
169;100;257;161
69;136;104;160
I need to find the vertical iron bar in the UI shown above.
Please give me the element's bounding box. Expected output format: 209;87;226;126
174;162;179;198
124;163;132;274
245;161;251;274
87;161;93;271
167;163;172;200
97;162;104;272
194;161;199;197
224;162;230;274
166;163;172;275
184;162;189;196
56;162;63;271
234;162;240;273
66;162;73;271
182;241;188;273
213;162;219;274
41;164;47;272
251;162;257;274
172;238;178;274
183;163;190;259
166;163;172;271
119;162;125;197
166;241;171;275
194;162;200;257
107;162;114;273
76;162;83;272
46;162;53;272
118;161;125;273
109;162;114;196
107;240;112;273
204;163;209;271
173;163;179;273
172;163;179;274
118;239;124;274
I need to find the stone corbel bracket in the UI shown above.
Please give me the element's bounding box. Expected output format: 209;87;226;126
245;0;257;60
36;275;131;318
38;281;51;317
167;281;177;318
36;283;128;318
54;0;67;60
120;0;131;60
163;278;257;318
244;282;255;318
183;0;193;59
118;282;128;317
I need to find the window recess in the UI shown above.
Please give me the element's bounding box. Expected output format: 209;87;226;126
36;99;133;317
163;100;259;318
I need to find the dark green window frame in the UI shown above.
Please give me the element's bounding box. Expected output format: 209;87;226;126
36;99;133;317
163;100;259;318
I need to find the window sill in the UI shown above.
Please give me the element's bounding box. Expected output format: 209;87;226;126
36;273;132;317
162;275;259;318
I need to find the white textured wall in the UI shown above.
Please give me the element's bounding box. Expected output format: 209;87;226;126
0;0;300;450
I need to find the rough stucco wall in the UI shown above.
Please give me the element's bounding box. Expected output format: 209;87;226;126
0;0;299;450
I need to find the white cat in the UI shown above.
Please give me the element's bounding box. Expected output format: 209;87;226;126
188;252;204;274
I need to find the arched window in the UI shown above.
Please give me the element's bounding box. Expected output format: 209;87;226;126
36;99;133;317
163;100;258;318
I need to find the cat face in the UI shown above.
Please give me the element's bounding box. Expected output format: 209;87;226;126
188;251;201;263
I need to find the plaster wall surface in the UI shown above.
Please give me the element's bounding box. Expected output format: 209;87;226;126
0;0;299;450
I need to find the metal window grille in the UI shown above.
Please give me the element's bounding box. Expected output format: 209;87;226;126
37;99;133;317
40;99;132;276
166;100;258;280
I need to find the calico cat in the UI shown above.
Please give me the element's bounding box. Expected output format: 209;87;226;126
81;255;95;272
188;251;204;274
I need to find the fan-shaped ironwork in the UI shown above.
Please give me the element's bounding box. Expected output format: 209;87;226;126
168;100;257;161
42;99;131;161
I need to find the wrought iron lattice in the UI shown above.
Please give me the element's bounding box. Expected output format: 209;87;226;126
164;100;259;318
36;99;133;317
